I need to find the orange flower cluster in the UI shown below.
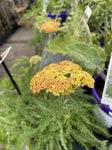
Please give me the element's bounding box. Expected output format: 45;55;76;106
30;61;95;96
40;21;60;33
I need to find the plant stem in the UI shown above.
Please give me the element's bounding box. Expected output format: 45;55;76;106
55;1;63;22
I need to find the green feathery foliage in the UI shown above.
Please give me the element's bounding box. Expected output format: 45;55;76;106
47;36;106;75
11;56;29;69
0;57;111;150
0;86;111;150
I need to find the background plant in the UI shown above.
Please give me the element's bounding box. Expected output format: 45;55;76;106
24;0;111;77
24;0;90;55
25;0;112;46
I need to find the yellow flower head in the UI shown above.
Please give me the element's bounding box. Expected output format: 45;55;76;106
30;61;95;96
40;21;60;33
30;55;41;65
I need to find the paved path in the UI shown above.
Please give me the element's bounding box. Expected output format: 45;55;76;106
0;26;36;79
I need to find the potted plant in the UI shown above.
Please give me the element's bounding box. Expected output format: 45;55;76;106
26;0;112;139
0;57;111;150
1;0;112;149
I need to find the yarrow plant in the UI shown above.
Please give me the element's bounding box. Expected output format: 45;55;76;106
30;60;95;96
40;21;60;33
0;59;111;150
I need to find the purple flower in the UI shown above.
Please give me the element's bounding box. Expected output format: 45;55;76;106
47;11;67;24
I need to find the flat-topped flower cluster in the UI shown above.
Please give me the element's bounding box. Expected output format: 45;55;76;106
30;60;95;96
29;55;41;65
40;21;60;33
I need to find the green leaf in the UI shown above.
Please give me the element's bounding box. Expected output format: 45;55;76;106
57;121;68;150
66;42;106;74
48;36;106;74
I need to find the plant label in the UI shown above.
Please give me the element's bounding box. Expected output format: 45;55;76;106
102;53;112;109
0;46;11;64
84;6;92;22
43;0;49;12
